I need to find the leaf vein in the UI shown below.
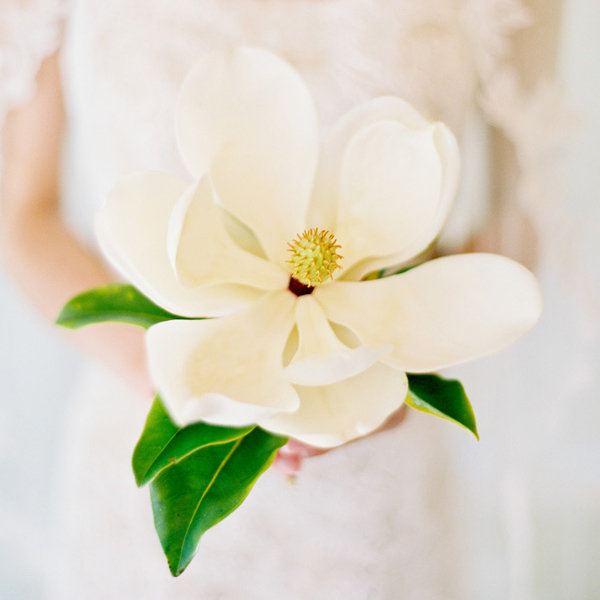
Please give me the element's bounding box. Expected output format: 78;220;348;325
176;435;246;572
142;432;247;485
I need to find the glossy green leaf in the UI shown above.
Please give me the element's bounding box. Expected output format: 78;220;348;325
132;396;253;486
364;262;423;280
56;283;187;329
406;373;478;439
150;427;287;576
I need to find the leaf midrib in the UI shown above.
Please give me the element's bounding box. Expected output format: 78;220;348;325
175;435;246;572
55;283;191;329
140;428;248;486
57;308;179;328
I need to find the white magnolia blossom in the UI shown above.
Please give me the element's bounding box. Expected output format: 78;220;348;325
96;47;542;448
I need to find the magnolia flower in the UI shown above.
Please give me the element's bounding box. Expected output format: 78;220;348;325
97;47;542;448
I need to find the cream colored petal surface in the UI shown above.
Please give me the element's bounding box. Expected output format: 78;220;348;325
342;122;460;280
166;177;288;290
283;296;391;386
146;291;299;427
96;171;261;317
315;254;542;372
335;120;448;272
176;47;319;265
261;362;407;448
308;96;432;230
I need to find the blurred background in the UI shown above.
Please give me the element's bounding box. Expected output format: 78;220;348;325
0;1;598;598
448;1;600;596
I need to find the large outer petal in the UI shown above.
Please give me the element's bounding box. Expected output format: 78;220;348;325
166;176;288;290
308;97;459;279
283;295;391;386
308;97;431;230
176;47;319;265
314;254;543;372
261;362;407;448
336;120;443;270
342;122;459;279
146;291;299;427
96;171;262;317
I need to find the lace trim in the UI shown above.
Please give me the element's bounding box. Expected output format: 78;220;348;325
462;0;576;251
480;68;576;225
0;0;65;129
464;1;600;337
461;0;533;80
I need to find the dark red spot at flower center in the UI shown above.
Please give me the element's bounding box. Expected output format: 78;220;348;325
288;276;314;297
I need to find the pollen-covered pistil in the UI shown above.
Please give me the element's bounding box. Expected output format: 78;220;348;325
287;228;343;287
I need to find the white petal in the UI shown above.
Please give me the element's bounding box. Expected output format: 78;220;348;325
96;171;261;317
315;254;542;372
283;296;391;386
308;96;432;230
176;47;319;264
342;122;459;279
261;362;407;448
335;120;453;272
220;210;267;259
146;291;300;427
166;177;288;290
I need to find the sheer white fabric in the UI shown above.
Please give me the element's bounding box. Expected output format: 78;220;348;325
0;0;64;126
1;1;594;599
56;0;567;248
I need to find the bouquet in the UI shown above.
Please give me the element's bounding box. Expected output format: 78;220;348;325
57;47;542;576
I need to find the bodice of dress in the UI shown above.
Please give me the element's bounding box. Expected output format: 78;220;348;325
2;0;574;253
3;0;561;250
63;0;481;160
64;0;531;248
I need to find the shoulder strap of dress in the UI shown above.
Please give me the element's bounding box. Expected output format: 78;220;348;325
0;0;65;130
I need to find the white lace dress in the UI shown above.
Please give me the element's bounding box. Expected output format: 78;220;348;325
0;1;579;599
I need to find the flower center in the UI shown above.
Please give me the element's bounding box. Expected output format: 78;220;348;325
287;228;342;290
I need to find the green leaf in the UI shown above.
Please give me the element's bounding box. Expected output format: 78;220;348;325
150;427;287;576
390;263;421;276
132;396;253;486
406;373;479;440
364;262;423;280
56;283;188;329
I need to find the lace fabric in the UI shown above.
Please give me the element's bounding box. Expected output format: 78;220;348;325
0;0;573;248
0;0;64;127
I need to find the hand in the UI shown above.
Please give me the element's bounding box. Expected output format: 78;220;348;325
272;404;408;477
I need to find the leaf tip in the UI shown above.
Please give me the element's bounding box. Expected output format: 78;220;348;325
171;553;193;577
55;308;74;329
167;560;181;577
